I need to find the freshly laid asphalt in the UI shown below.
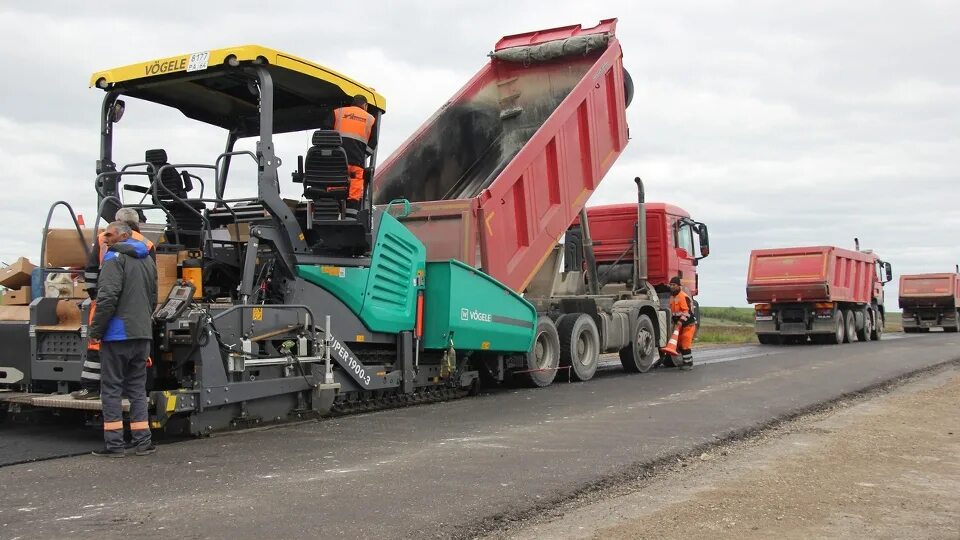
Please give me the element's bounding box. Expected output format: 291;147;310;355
1;332;957;539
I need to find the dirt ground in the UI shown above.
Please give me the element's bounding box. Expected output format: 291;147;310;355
496;367;960;540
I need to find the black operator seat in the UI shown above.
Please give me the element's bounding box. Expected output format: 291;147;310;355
144;149;206;248
295;130;350;217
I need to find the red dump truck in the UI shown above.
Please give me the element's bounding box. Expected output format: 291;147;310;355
746;244;892;345
375;19;687;384
899;271;960;333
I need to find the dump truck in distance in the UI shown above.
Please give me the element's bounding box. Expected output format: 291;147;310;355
746;244;892;344
899;271;960;333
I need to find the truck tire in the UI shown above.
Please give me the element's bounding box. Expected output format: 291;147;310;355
870;311;883;340
821;311;845;345
844;310;856;343
557;314;600;382
620;313;658;373
519;316;561;387
623;68;635;109
692;299;701;338
945;312;960;333
757;334;781;345
856;308;871;342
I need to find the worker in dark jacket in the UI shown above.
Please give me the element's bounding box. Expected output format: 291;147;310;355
73;208;155;400
89;221;158;457
331;94;378;218
668;276;697;370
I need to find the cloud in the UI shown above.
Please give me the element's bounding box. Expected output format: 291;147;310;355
0;1;958;308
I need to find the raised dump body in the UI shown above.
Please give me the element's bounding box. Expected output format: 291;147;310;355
899;272;960;333
747;246;891;345
374;19;630;293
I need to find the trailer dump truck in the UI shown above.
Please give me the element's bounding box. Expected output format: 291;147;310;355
747;244;892;344
899;271;960;333
1;19;674;434
375;19;683;384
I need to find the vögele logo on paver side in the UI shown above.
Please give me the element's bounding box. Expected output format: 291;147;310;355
460;308;493;323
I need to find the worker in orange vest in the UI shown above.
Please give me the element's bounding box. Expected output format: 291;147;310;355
668;276;697;370
332;95;378;218
72;208;155;400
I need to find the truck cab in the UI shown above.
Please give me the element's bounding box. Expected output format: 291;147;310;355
565;202;710;297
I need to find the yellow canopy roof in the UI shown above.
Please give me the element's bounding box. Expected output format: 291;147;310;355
90;45;386;136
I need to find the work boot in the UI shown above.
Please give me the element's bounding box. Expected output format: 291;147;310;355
679;361;693;371
91;448;126;458
133;444;157;457
70;388;101;401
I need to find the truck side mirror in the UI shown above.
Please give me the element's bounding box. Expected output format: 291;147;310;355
697;223;710;258
884;262;892;283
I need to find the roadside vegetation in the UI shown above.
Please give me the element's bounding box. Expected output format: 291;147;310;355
696;306;904;345
697;306;756;344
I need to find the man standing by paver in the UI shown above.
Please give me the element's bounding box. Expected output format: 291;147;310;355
89;221;158;457
72;208;155;400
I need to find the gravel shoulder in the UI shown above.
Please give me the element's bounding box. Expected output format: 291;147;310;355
495;366;960;540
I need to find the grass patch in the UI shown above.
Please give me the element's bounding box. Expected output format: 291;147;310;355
696;324;757;344
699;306;755;325
883;311;902;332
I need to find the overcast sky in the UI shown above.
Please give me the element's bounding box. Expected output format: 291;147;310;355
1;1;957;307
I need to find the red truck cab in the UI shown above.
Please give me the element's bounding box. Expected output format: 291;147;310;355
565;202;710;296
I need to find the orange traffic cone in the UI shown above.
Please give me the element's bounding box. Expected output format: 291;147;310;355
660;322;682;356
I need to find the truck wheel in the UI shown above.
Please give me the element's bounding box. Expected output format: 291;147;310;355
519;316;560;387
870;311;883;340
692;300;701;339
856;308;871;342
623;68;635;109
620;313;658;373
823;311;844;344
844;310;856;343
557;314;600;382
945;312;960;333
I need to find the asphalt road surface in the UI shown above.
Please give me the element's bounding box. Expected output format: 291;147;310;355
1;332;957;539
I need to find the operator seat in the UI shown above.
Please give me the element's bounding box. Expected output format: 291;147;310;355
295;130;350;220
145;149;206;248
293;131;370;256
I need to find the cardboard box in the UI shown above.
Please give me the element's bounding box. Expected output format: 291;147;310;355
0;257;37;289
0;305;30;321
44;228;96;268
156;251;181;302
2;286;31;306
70;281;88;299
229;223;250;242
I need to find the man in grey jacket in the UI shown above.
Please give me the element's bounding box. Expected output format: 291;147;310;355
89;221;158;457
